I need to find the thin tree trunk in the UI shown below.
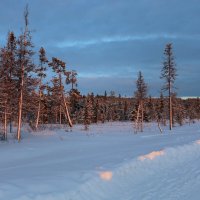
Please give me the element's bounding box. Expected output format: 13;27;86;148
141;101;144;132
169;92;173;130
170;96;173;130
59;105;62;124
61;92;73;127
168;53;173;131
35;80;42;129
4;101;7;140
59;73;73;127
35;98;41;129
10;118;12;133
157;120;163;133
17;86;23;141
17;67;24;142
135;103;141;133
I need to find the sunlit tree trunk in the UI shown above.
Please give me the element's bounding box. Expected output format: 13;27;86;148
59;73;72;127
35;80;42;129
17;67;24;141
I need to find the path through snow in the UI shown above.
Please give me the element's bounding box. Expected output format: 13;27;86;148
0;122;200;200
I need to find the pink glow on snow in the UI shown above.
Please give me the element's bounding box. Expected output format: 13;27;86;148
195;140;200;144
138;150;165;161
99;171;113;181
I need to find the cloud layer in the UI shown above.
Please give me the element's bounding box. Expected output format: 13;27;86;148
0;0;200;96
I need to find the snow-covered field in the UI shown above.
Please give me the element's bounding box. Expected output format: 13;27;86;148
1;122;200;200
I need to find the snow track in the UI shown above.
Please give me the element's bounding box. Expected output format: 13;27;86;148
12;139;200;200
66;140;200;200
1;122;200;200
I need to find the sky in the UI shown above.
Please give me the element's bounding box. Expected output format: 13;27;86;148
0;0;200;97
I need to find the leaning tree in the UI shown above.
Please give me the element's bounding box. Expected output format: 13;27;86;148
48;57;73;127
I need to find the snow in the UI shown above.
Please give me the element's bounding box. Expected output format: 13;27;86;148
1;122;200;200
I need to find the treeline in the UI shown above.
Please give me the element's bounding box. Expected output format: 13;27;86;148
68;93;200;131
0;7;199;141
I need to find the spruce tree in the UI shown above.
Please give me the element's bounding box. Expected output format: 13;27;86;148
35;47;48;129
160;43;177;130
134;71;147;132
83;95;93;130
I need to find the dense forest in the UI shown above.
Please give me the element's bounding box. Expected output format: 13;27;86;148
0;7;199;141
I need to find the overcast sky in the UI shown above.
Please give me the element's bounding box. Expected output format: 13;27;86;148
0;0;200;97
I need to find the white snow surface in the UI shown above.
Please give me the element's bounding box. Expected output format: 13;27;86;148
1;122;200;200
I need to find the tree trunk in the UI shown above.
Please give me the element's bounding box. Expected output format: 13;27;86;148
141;101;144;132
4;101;7;140
9;119;12;133
17;67;24;142
59;105;62;124
169;92;173;130
61;92;73;127
157;120;163;133
35;98;41;129
59;73;73;127
135;103;141;133
17;87;23;141
168;53;173;131
35;80;42;129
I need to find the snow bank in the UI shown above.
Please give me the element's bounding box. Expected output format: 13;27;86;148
1;122;200;200
9;139;200;200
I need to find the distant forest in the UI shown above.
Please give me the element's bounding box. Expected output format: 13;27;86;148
0;6;199;141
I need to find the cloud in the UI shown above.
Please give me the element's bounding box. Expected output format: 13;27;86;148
0;0;200;96
57;34;200;48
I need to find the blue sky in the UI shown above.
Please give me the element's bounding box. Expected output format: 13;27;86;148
0;0;200;97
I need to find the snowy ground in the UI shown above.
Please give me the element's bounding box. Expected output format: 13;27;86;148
1;122;200;200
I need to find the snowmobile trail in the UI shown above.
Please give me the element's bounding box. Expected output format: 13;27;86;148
64;140;200;200
1;122;200;200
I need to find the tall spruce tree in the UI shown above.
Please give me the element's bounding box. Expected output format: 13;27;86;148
35;47;48;129
6;32;17;133
160;43;177;130
134;71;147;132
